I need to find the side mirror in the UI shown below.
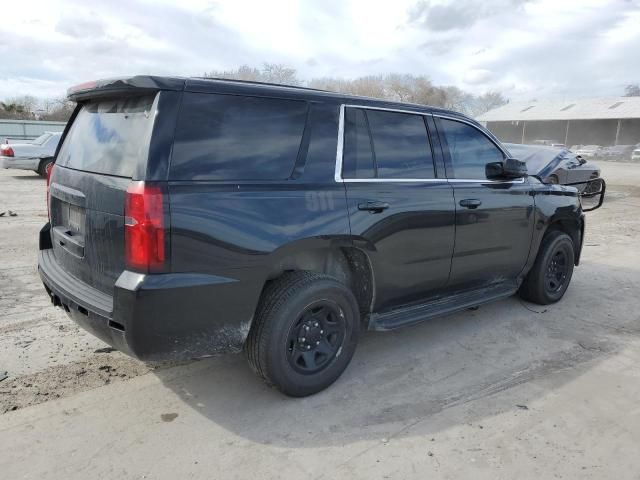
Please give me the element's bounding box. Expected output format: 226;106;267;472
485;158;527;180
503;158;528;178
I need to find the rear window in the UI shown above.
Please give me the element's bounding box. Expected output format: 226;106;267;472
343;107;435;179
170;93;308;181
366;109;435;179
56;94;157;178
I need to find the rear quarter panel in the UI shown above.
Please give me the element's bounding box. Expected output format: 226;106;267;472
167;101;350;319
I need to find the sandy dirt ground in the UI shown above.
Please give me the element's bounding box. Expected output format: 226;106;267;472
0;163;639;479
0;170;152;414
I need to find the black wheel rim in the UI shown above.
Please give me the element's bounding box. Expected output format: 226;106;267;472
286;301;346;375
545;248;569;294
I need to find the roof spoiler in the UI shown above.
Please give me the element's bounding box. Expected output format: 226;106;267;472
67;76;185;101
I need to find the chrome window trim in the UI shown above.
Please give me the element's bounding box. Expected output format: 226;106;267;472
335;105;526;184
334;104;345;182
337;178;449;183
449;177;526;184
343;104;431;116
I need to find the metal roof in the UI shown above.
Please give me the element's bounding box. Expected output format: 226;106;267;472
477;96;640;122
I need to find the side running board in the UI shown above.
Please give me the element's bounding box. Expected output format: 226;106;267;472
368;282;518;331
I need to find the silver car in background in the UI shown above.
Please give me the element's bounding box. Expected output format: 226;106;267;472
505;143;601;188
0;132;62;176
573;145;603;159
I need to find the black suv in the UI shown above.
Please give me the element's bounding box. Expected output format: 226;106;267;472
39;76;588;396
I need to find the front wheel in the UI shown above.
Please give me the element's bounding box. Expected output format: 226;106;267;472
519;230;575;305
245;272;360;397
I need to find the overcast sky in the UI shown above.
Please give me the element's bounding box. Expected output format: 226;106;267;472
1;0;639;102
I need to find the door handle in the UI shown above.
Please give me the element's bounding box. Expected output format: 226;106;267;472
459;198;482;209
358;201;390;213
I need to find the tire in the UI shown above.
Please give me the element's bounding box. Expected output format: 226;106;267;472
37;158;54;177
519;230;575;305
245;271;360;397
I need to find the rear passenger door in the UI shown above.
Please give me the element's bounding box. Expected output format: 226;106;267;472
340;106;456;311
434;116;534;291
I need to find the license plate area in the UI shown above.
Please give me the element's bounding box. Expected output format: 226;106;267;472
52;202;86;259
62;203;86;235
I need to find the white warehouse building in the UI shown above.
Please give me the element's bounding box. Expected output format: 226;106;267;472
477;96;640;147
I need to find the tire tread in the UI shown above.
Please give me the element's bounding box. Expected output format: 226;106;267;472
245;271;337;387
519;230;574;304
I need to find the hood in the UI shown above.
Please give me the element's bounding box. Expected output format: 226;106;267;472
504;143;572;177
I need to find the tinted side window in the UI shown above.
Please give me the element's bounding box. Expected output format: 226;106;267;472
366;110;434;179
300;103;339;180
171;93;307;180
342;108;435;179
438;118;504;180
343;108;375;179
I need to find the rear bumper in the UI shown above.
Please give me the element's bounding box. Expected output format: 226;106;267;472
38;225;261;361
0;156;39;170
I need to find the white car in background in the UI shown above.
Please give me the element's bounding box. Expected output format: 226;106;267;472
0;132;62;176
632;147;640;162
573;145;603;158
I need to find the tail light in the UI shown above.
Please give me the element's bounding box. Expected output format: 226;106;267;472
124;182;166;272
1;145;14;157
46;163;55;219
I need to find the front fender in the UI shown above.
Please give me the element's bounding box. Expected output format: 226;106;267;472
521;185;583;278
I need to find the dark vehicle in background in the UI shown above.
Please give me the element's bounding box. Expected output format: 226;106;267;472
505;143;601;189
38;76;602;396
0;132;62;176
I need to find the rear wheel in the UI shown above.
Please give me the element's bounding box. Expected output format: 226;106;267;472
37;158;54;177
245;271;360;397
519;230;575;305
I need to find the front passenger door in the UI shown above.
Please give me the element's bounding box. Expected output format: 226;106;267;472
435;116;534;291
